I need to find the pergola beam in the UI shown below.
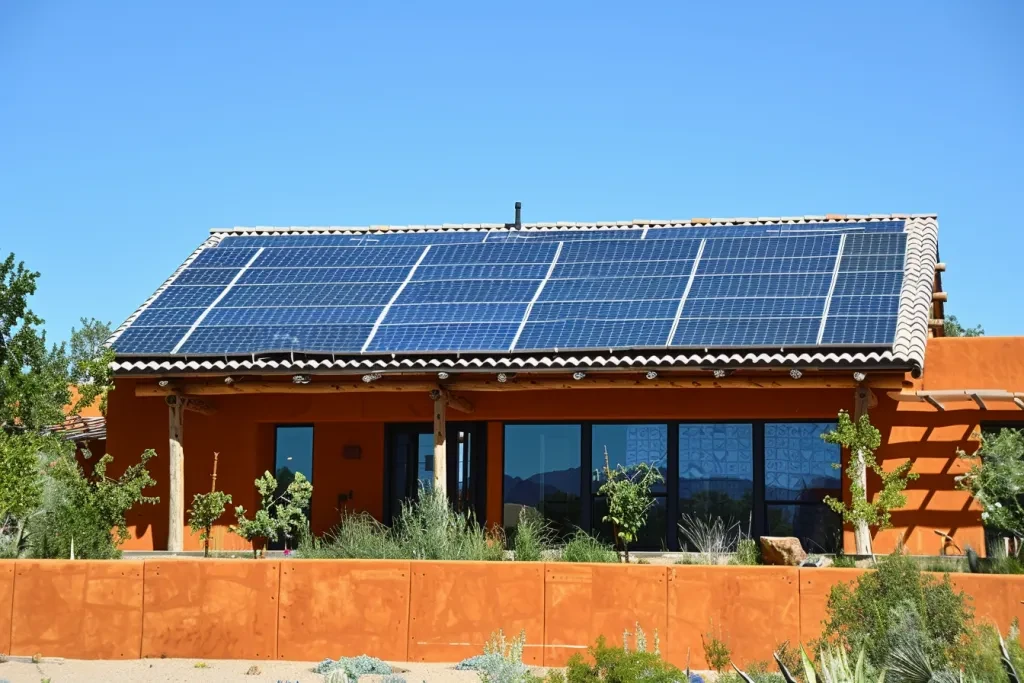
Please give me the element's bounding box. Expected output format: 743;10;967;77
888;389;1024;411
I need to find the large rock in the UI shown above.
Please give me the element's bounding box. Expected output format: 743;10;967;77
760;536;808;566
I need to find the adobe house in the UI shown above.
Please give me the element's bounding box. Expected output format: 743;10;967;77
103;212;1024;554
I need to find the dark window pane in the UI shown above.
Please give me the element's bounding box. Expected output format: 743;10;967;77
504;425;582;537
416;433;434;492
592;424;668;494
678;424;754;531
765;423;841;502
768;503;842;553
273;425;313;549
593;496;667;551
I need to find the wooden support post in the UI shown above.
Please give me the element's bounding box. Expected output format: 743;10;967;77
852;386;872;556
167;395;185;553
433;394;447;497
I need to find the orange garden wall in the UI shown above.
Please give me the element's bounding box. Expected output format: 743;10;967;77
103;337;1024;554
1;559;1023;666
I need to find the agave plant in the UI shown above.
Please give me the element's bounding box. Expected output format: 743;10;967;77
733;645;884;683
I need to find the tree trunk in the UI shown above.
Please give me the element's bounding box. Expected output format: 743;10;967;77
167;395;184;553
433;396;447;497
853;387;873;556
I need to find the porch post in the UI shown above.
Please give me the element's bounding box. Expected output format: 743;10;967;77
851;386;872;555
167;395;185;552
433;394;448;496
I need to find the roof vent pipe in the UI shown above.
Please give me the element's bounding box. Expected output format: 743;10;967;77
514;201;522;230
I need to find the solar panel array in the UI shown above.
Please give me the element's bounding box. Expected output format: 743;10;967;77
113;221;908;356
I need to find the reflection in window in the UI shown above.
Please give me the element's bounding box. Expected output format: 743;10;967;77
592;424;667;493
273;426;313;550
678;424;753;535
503;425;582;537
765;423;842;552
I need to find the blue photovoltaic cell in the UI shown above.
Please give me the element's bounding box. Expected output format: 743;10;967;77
112;220;912;356
679;297;826;319
254;246;423;268
173;268;241;286
132;307;208;327
688;273;833;299
367;323;520;353
831;272;902;297
385;303;528;325
516;319;672;351
219;283;399;307
147;285;226;309
827;296;899;317
400;280;539;304
553;259;693;279
179;325;373;354
529;300;679;322
672;318;819;346
820;316;897;345
113;326;190;354
238;267;411;285
698;256;835;275
413;264;552;280
540;276;690;302
202;306;384;327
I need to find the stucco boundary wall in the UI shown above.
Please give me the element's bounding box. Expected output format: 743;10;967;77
0;560;1021;667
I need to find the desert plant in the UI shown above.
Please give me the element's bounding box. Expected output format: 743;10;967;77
731;537;761;565
596;449;663;563
957;428;1024;540
188;490;232;558
298;510;401;559
315;654;392;680
392;486;504;561
702;624;731;673
513;507;552;562
559;528;619;563
822;410;918;556
231;470;312;556
678;514;740;565
820;549;974;674
564;634;683;682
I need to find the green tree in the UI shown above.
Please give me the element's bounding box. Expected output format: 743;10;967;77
957;428;1024;539
597;449;663;563
232;470;313;556
944;315;984;337
822;410;918;555
68;317;114;414
188;490;233;557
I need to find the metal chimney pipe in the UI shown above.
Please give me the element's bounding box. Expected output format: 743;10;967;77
514;201;521;230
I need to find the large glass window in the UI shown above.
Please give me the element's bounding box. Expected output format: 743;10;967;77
503;425;582;537
273;425;313;549
592;424;668;549
765;422;841;552
678;424;754;541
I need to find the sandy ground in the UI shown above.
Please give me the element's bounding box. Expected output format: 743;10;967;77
0;658;512;682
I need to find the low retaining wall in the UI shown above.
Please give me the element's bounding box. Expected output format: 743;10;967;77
0;560;1022;667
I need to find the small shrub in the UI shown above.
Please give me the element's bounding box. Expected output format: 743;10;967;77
730;537;760;565
513;507;552;562
194;662;208;668
564;635;683;682
596;452;663;563
392;486;505;561
559;529;618;563
232;470;312;556
700;627;730;673
188;490;232;558
830;553;857;568
315;654;392;679
298;511;400;559
678;514;739;565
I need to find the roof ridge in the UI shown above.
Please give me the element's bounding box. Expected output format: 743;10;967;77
213;213;936;234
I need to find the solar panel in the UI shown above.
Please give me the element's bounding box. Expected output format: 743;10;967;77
111;220;911;356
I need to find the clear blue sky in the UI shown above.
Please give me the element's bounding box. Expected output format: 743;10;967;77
2;1;1022;343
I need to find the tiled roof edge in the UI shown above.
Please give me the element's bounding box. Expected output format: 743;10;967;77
105;233;225;347
214;214;933;235
893;216;939;371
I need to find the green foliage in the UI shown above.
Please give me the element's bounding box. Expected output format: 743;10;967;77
731;537;761;565
831;553;857;568
564;635;683;682
67;318;114;414
596;453;663;562
232;470;312;552
30;449;159;558
821;549;974;674
299;486;503;561
559;529;619;563
187;490;232;557
701;625;731;673
0;431;51;521
513;507;553;562
957;428;1024;539
944;315;984;338
315;654;392;681
822;410;918;532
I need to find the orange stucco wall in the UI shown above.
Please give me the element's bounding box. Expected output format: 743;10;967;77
103;337;1024;554
3;559;1023;665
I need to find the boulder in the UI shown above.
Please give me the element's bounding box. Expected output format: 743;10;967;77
760;536;808;566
